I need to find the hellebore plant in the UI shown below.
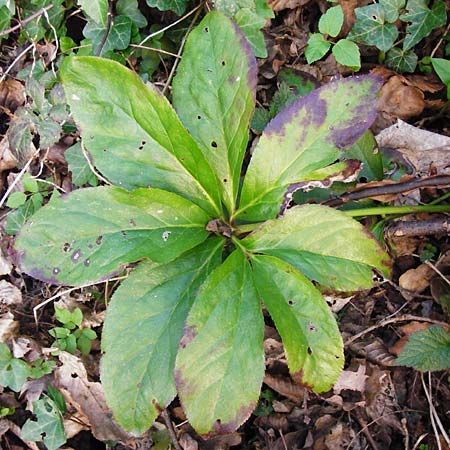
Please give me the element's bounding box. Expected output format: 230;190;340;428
14;11;391;437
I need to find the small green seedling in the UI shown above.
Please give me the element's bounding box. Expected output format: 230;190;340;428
49;306;97;355
305;5;361;70
15;12;390;437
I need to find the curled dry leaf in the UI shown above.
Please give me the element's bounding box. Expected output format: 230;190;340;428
323;422;357;450
348;337;396;367
0;312;18;342
54;352;133;444
0;79;25;113
263;373;305;402
254;413;289;432
266;0;309;13
399;263;435;295
0;280;22;306
0;137;17;172
376;120;450;176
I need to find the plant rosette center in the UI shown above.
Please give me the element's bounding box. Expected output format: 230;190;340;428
14;11;391;438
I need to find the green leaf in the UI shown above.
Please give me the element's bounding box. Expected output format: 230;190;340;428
234;8;267;58
6;192;27;208
65;142;99;187
5;194;43;235
83;15;132;55
14;186;210;286
78;0;108;27
401;0;446;51
175;250;265;436
332;39;361;69
252;255;343;391
431;57;450;86
21;397;66;450
0;6;13;35
235;76;381;222
277;68;318;97
396;326;450;371
346;131;383;182
116;0;147;28
251;107;272;133
385;47;418;72
305;33;331;64
380;0;405;22
145;0;187;15
319;6;344;38
348;4;398;52
102;238;224;434
0;343;30;392
61;56;221;217
172;12;257;214
242;204;391;290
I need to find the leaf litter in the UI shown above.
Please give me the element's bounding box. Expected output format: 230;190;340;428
0;1;450;449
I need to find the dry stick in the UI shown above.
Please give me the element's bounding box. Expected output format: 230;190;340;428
385;217;450;238
353;410;380;450
323;175;450;207
344;314;449;347
33;275;128;324
0;3;54;37
430;22;450;58
161;409;182;450
129;44;181;59
162;8;201;95
96;0;114;56
80;141;111;185
0;42;35;83
421;374;442;450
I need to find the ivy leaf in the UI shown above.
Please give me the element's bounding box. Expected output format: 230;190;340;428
83;15;133;55
348;4;398;52
332;39;361;69
346;131;384;182
318;5;343;38
78;0;108;27
252;255;343;392
234;8;267;58
14;186;210;285
242;204;391;291
61;56;221;217
175;250;265;436
396;326;450;371
385;47;418;73
5;194;43;235
172;12;257;214
65;142;99;187
21;397;66;450
401;0;446;51
305;33;331;64
101;238;224;434
235;76;381;222
0;343;30;392
432;57;450;98
116;0;147;28
145;0;188;15
380;0;405;22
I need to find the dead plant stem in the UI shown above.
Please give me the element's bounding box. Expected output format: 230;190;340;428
0;4;54;37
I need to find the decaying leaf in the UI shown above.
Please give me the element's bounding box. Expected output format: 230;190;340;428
399;263;434;295
54;352;133;444
0;313;18;343
263;373;305;402
389;321;430;356
333;365;368;395
376;120;450;175
0;137;17;172
0;79;25;112
0;281;22;306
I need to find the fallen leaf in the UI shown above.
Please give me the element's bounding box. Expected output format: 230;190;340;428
0;79;25;112
54;352;133;444
323;422;356;450
0;251;12;276
333;365;367;395
180;432;198;450
266;0;309;13
0;280;22;306
389;322;430;356
399;263;435;294
254;413;289;432
325;295;354;313
376;120;450;176
0;312;18;342
63;411;89;439
264;373;305;402
348;337;396;367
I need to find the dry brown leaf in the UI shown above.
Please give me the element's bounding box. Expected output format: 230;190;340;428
389;322;430;356
376;120;450;176
338;0;358;34
348;337;396;366
333;365;367;395
0;251;12;276
54;352;133;444
325;295;354;313
399;263;434;294
0;79;25;112
0;312;18;342
0;280;22;306
202;432;242;449
266;0;309;12
254;413;289;432
323;422;356;450
180;432;199;450
264;373;305;402
272;399;291;413
271;430;305;450
365;365;404;433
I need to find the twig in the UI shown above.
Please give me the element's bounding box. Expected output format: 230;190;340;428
353;410;380;450
161;409;182;450
411;434;429;450
323;175;450;207
430;22;450;58
96;0;114;56
344;314;449;346
385;217;450;238
0;3;54;37
0;149;40;209
129;44;181;59
33;275;128;324
132;2;204;54
423;260;450;288
0;43;35;83
162;8;201;95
